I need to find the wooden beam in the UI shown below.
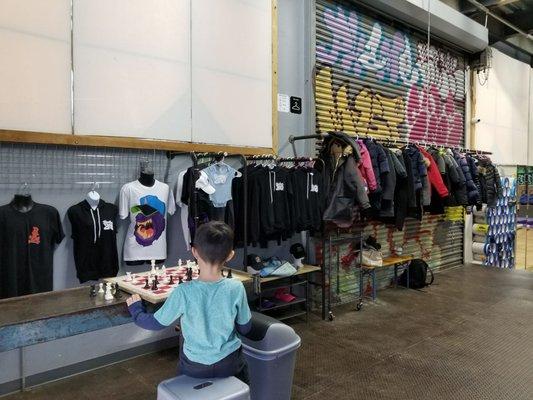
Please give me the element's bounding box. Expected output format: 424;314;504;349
0;129;275;156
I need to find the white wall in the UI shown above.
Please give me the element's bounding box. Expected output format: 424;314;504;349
473;48;532;165
0;0;273;148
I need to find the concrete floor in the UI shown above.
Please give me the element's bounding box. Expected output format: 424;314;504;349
4;264;533;400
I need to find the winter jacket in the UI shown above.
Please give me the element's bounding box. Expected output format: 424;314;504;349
379;149;397;218
478;158;502;207
443;151;468;206
417;146;449;198
391;150;410;230
453;150;480;206
402;149;423;221
357;141;378;192
403;145;427;191
363;139;390;192
466;154;483;208
323;155;370;227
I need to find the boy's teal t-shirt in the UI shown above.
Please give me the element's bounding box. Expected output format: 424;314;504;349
154;278;252;365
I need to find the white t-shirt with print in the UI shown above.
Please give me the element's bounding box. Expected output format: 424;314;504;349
119;180;176;261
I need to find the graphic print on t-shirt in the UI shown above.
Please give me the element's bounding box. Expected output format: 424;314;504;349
130;195;166;246
28;226;40;244
102;220;114;231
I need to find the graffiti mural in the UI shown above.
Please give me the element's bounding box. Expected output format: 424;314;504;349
316;1;465;146
313;1;466;305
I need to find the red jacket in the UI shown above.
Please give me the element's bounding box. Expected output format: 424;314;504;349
417;146;449;198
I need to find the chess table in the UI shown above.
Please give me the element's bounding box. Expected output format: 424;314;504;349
105;266;250;304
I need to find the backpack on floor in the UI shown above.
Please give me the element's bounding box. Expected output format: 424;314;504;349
398;259;434;289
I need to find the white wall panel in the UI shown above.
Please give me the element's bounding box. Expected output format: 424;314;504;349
73;0;191;140
0;0;71;133
474;48;530;165
191;0;272;148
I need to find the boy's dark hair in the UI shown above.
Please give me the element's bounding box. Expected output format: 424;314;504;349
193;221;234;265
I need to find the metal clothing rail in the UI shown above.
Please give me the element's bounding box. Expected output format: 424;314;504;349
288;133;493;158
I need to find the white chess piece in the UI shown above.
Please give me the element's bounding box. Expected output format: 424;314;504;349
104;283;114;301
125;272;132;282
98;282;104;294
161;265;166;276
150;260;156;276
178;258;182;266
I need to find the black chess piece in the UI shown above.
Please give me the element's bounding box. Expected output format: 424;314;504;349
151;279;158;291
227;268;233;279
154;275;159;285
143;278;150;289
186;267;193;281
178;276;183;284
89;284;96;297
169;275;174;285
114;283;122;299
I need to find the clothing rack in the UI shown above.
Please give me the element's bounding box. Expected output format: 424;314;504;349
288;133;492;158
166;150;249;269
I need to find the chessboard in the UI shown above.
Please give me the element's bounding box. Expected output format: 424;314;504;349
105;265;249;304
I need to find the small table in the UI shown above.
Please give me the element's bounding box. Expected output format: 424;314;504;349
361;255;414;300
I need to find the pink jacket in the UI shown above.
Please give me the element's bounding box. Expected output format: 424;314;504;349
357;140;377;192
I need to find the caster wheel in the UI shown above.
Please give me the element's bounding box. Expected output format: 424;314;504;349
328;312;335;321
356;302;363;311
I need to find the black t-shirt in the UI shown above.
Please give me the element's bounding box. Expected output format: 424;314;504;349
67;200;119;283
0;202;64;299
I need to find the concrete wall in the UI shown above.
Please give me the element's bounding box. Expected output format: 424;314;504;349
473;48;532;165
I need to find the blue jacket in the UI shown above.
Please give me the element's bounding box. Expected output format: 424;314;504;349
453;151;480;205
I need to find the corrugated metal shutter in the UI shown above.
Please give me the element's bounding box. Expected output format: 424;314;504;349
315;0;466;146
314;0;466;305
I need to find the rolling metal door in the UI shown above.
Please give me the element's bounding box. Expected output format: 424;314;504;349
315;0;466;304
315;0;466;146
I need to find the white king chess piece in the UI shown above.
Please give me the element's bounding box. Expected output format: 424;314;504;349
104;283;114;301
150;260;156;276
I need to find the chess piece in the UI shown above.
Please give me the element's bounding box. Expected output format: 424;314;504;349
169;275;174;285
154;275;159;285
150;260;156;276
125;272;132;282
114;283;122;299
104;283;114;301
178;258;182;266
186;267;193;281
161;265;166;276
89;284;96;297
151;279;158;291
178;276;183;284
143;278;150;289
98;282;104;294
227;268;233;279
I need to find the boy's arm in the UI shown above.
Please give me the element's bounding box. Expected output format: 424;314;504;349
235;284;252;335
128;299;167;331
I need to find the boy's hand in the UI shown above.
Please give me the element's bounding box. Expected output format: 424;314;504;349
126;294;141;307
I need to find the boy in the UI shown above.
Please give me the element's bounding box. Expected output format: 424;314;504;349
126;221;252;382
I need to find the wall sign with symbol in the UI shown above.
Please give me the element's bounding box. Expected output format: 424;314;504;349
290;96;302;114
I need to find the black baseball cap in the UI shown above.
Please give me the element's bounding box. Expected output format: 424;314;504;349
246;254;263;270
290;243;306;259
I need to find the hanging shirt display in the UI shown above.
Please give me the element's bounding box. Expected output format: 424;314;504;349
0;202;64;299
202;162;238;207
119;180;175;262
67;199;119;283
